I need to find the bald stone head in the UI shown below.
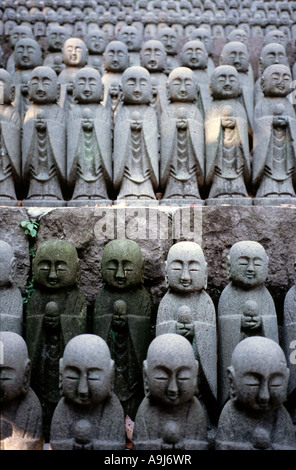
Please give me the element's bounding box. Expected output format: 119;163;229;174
144;333;198;407
0;69;15;104
47;25;69;52
210;65;241;100
28;66;59;103
180;40;208;70
259;43;288;75
0;240;16;286
263;29;287;49
0;332;31;402
103;40;129;72
220;41;249;73
117;25;142;52
228;337;289;412
33;239;80;290
166;241;207;293
121;66;152;104
190;27;213;55
14;38;43;69
63;37;88;67
85;29;107;55
140;39;167;72
74;66;103;103
167;67;198;103
60;334;114;407
9;25;33;49
157;27;178;55
227;29;249;46
261;64;292;98
227;241;269;289
101;238;145;289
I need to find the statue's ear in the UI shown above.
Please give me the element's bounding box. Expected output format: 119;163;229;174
22;359;31;394
59;358;64;395
10;84;15;103
227;365;236;399
109;359;115;396
143;360;150;398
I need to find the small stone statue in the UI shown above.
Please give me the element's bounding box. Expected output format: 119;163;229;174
117;25;142;67
26;239;87;440
190;27;215;77
205;65;252;205
282;256;296;430
140;39;169;114
157;27;180;75
160;67;204;204
253;64;296;205
179;40;212;118
113;66;159;202
156;242;217;424
6;24;33;77
0;69;21;206
94;239;152;421
22;66;66;207
0;241;23;335
220;41;254;131
67;67;112;206
216;337;296;450
85;29;107;77
50;334;126;450
58;37;88;113
0;331;44;450
101;40;129;109
132;333;208;450
43;25;69;70
218;241;279;407
13;38;43;123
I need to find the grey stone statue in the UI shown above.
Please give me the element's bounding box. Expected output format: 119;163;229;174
101;40;129;110
58;37;88;112
22;66;66;207
12;38;43;123
226;28;254;84
93;239;152;421
117;25;142;67
216;337;296;450
205;65;252;205
6;24;33;77
282;256;296;430
50;334;126;450
67;67;112;206
189;27;215;77
0;331;44;450
132;333;208;450
43;25;70;69
26;239;87;440
218;241;279;407
160;67;204;204
156;242;217;424
0;241;23;335
253;64;296;205
113;66;159;202
220;41;254;131
85;29;107;77
0;69;21;206
157;27;180;75
179;40;212;118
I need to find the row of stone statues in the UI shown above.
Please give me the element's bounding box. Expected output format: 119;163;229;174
1;237;296;449
1;0;296;43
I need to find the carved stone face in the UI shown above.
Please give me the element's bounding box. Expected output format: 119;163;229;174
117;26;141;51
121;66;152;104
14;38;42;69
227;29;248;46
180;40;208;70
262;64;291;97
227;241;269;289
63;38;88;67
33;240;80;290
157;28;178;55
220;42;249;73
0;332;30;403
144;334;198;407
210;65;241;99
263;30;287;48
103;41;129;72
61;334;114;407
10;25;33;49
260;43;288;72
28;66;58;103
229;337;289;412
166;242;207;293
74;67;103;103
0;70;15;104
101;239;144;290
85;30;107;54
190;28;213;55
141;40;167;72
47;26;69;51
167;67;197;103
0;241;15;287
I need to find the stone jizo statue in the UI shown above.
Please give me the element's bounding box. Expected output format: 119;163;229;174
101;40;129;109
50;334;126;450
132;333;208;450
0;240;23;335
43;25;70;69
216;337;296;450
0;331;44;450
85;29;107;77
117;25;142;67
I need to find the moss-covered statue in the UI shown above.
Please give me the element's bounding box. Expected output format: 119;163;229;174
26;239;87;439
93;239;152;421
